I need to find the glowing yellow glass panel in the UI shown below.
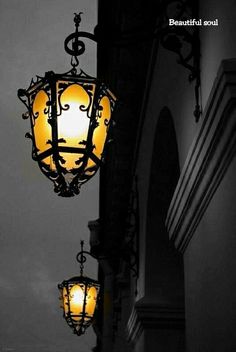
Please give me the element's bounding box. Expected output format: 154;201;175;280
86;155;97;171
57;84;92;170
33;90;51;166
85;286;97;317
62;287;69;314
69;284;85;321
92;96;111;160
58;84;90;145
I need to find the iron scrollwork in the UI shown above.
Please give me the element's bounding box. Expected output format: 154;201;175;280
157;0;201;121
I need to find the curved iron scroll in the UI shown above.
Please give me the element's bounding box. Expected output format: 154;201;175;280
157;0;201;121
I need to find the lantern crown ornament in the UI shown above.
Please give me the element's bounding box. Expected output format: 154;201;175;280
58;241;100;336
18;13;116;197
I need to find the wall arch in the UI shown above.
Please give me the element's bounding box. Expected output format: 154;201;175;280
144;107;184;305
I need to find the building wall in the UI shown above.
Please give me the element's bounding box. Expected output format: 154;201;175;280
135;43;198;307
200;0;236;109
97;1;236;351
184;155;236;351
130;1;236;351
183;1;236;350
130;46;188;352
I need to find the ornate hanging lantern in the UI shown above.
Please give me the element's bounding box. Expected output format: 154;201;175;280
58;241;100;336
18;13;116;196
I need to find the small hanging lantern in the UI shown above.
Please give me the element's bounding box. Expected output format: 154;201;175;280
18;13;116;196
58;241;100;336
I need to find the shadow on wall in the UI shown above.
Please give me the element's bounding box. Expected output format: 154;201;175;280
145;106;184;305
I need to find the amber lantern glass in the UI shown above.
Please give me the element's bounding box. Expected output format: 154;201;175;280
58;276;100;335
58;241;100;336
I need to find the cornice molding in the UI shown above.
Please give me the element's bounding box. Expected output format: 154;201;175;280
166;59;236;253
127;298;184;344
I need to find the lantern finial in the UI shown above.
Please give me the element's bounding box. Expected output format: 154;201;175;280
74;12;83;27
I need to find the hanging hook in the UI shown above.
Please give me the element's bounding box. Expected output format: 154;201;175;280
64;12;85;69
64;12;97;70
76;240;86;276
76;240;100;276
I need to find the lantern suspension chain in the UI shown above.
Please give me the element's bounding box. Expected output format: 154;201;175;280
76;240;86;276
71;12;82;72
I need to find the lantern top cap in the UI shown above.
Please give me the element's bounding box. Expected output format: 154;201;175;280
59;275;100;287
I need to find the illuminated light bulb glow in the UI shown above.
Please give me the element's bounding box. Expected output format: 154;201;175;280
58;276;100;335
58;103;89;140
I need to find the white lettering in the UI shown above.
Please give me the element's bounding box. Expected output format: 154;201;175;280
204;19;218;26
169;18;218;27
169;19;176;26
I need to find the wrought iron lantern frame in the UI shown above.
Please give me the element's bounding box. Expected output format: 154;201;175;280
18;13;116;197
58;240;100;336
